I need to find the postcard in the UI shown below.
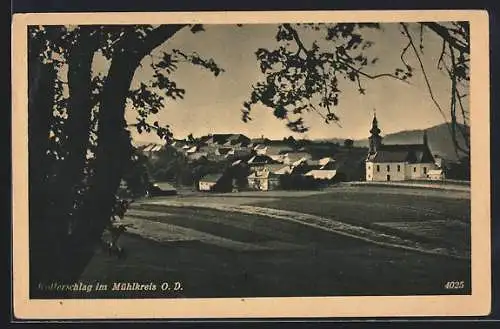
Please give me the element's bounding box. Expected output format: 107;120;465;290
11;10;491;319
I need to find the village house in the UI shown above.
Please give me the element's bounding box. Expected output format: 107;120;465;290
247;170;280;191
365;114;439;182
198;173;229;192
427;169;445;180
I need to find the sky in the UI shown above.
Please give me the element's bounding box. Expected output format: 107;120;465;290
92;22;465;143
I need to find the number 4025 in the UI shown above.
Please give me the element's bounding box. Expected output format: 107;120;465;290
444;281;465;289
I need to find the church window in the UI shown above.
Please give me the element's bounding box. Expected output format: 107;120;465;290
397;165;401;172
423;167;427;174
376;165;380;172
386;165;390;172
413;167;417;173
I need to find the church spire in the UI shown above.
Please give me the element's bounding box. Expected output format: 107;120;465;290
368;110;382;154
370;110;381;136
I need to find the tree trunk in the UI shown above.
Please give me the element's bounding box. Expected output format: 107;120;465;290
28;55;59;296
37;25;187;291
28;29;103;297
51;28;98;247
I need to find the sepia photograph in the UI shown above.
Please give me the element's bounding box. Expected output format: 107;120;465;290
12;10;490;319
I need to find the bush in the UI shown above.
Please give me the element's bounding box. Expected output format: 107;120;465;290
279;174;320;190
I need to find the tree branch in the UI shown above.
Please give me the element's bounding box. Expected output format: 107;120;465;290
437;39;446;70
421;22;470;54
401;24;449;122
338;57;410;83
283;23;309;57
400;41;412;68
400;23;461;157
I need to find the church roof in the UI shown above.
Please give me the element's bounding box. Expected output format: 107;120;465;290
367;144;435;163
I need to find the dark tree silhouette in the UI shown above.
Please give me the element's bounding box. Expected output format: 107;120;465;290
344;139;354;148
28;24;225;294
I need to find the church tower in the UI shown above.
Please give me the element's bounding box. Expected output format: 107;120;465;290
368;112;383;155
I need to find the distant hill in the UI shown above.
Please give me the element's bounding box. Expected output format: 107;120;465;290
353;122;469;162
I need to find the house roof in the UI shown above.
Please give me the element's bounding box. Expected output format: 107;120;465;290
217;147;232;155
292;163;322;175
291;157;309;167
200;173;224;183
262;164;289;173
186;146;198;153
319;157;334;166
143;144;155;152
153;182;177;191
286;152;312;162
254;144;267;150
232;159;243;166
188;152;208;161
306;159;320;166
305;170;337;180
266;145;294;156
152;145;163;152
248;154;275;165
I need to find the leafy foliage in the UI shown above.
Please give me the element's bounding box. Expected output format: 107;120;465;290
243;22;470;157
242;23;397;132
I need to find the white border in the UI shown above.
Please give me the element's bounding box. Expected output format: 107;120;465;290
11;10;491;319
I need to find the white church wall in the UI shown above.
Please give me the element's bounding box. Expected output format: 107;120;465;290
366;162;406;181
407;163;438;180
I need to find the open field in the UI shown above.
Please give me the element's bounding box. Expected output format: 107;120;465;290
70;185;471;299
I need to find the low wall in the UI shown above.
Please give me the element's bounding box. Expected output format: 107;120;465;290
346;180;470;191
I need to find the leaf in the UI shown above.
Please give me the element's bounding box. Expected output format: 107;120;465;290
273;106;287;119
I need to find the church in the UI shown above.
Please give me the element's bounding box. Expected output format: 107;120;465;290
365;114;438;182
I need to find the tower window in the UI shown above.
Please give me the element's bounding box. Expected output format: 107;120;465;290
386;165;390;172
376;165;380;172
397;165;401;172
